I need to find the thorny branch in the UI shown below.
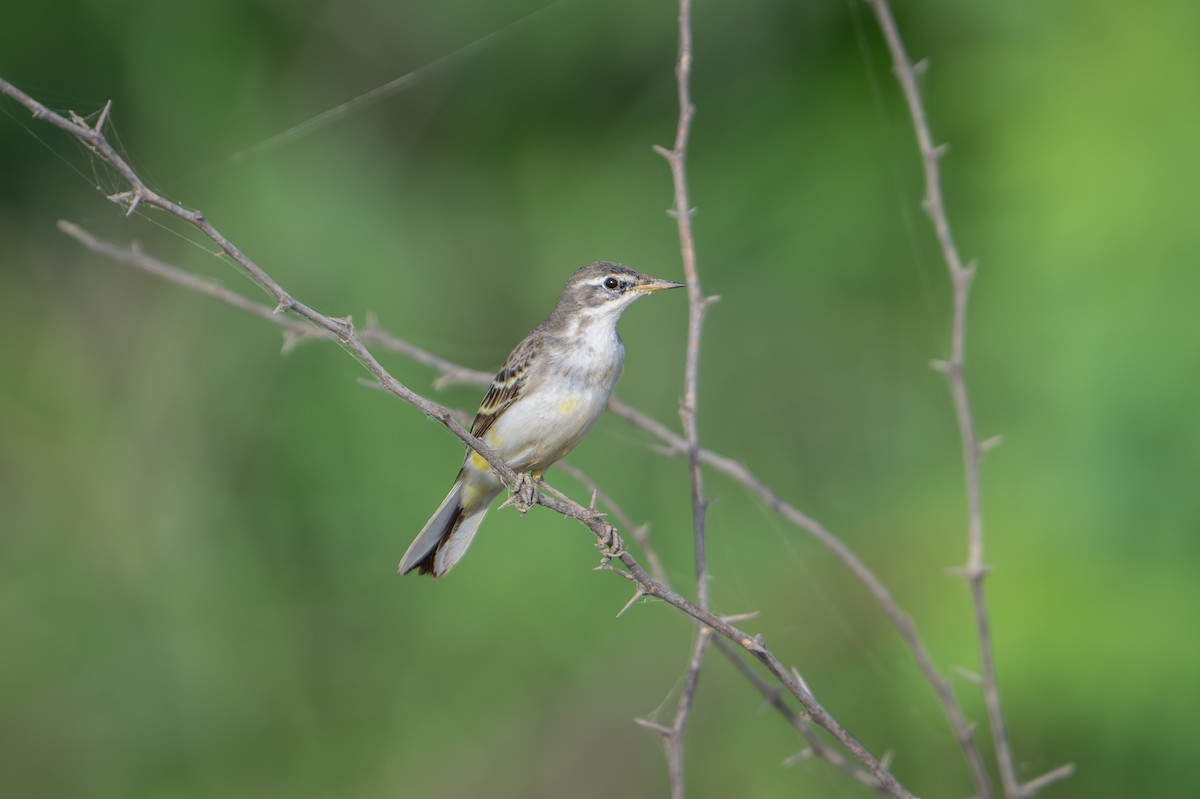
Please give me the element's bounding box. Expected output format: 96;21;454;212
649;1;716;796
52;220;887;788
53;213;1070;799
563;459;881;790
863;1;1073;797
5;2;1081;787
0;75;915;799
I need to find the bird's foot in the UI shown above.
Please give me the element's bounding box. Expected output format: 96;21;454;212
596;523;625;568
506;472;540;515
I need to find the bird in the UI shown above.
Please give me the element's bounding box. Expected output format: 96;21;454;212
399;262;685;577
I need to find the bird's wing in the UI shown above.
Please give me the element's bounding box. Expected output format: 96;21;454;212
471;334;544;439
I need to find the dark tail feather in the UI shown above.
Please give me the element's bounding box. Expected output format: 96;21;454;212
400;479;494;577
411;508;466;576
399;481;465;577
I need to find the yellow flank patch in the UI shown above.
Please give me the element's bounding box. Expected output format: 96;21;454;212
461;481;490;507
558;396;579;415
468;451;492;472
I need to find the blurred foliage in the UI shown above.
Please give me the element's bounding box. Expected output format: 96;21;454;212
2;0;1198;797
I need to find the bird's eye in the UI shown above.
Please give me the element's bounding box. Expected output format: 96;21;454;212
603;276;621;290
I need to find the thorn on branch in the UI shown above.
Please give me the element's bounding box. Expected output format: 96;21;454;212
928;143;950;163
783;748;814;767
790;666;814;698
946;563;992;581
94;100;112;133
634;717;673;738
107;189;143;217
330;314;354;342
720;610;760;625
665;206;697;219
651;442;686;459
978;435;1004;455
958;259;978;285
273;297;296;315
912;57;930;78
930;357;962;379
281;330;304;355
616;588;647;617
741;633;766;654
432;368;478;391
1018;763;1077;798
953;666;982;685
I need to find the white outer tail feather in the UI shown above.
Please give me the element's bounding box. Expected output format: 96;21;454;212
398;480;491;577
432;504;489;576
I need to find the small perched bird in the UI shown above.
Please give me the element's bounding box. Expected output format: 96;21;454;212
399;262;684;577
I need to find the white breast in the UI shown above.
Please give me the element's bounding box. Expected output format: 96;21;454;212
485;318;625;473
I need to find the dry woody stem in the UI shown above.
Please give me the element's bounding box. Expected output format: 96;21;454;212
863;1;1073;797
0;74;914;799
4;4;1079;784
650;1;715;797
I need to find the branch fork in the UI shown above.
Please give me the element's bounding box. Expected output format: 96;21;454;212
2;0;1079;784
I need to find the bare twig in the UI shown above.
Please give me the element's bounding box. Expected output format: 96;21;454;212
3;75;916;798
965;764;1077;799
1017;764;1076;798
862;2;1067;797
712;637;886;793
649;1;715;796
55;216;929;797
58;215;928;799
638;626;712;799
88;192;990;797
553;461;669;586
561;456;880;789
655;0;712;614
609;394;994;787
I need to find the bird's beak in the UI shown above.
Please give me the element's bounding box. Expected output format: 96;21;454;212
633;277;687;293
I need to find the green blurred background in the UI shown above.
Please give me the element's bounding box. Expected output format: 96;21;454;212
2;1;1197;797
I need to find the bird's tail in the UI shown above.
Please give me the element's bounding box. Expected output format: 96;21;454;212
399;478;492;577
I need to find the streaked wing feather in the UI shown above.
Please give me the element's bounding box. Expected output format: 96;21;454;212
471;335;543;438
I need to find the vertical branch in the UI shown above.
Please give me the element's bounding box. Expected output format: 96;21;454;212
649;1;715;797
654;0;710;607
864;2;1018;797
659;0;709;610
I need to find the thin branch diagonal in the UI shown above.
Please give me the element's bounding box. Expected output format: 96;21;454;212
37;87;988;791
864;2;1005;796
606;394;997;787
1;74;915;799
558;440;887;789
712;637;887;794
